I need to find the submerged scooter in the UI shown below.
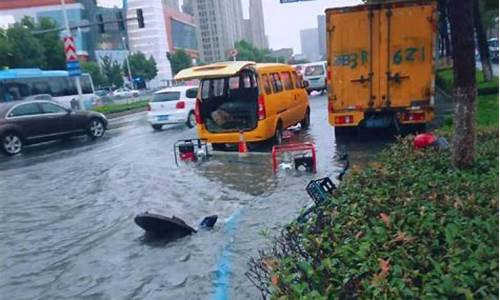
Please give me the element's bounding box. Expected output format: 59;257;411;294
134;212;218;238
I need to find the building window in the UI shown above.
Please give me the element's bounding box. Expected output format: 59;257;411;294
171;19;198;50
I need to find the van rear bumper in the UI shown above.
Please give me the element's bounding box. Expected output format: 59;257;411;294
329;108;434;127
197;117;276;144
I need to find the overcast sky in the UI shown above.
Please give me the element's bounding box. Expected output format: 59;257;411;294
98;0;362;53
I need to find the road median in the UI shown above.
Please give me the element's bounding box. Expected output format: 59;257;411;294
249;70;499;297
93;99;149;119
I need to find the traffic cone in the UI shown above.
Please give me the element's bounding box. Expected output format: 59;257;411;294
238;131;248;156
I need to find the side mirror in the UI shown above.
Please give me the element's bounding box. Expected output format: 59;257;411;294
303;80;309;88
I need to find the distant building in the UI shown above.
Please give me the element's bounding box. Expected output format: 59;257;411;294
317;15;326;59
192;0;244;63
242;19;252;44
248;0;267;49
0;0;90;58
164;8;199;63
126;0;172;88
300;28;320;62
270;48;293;63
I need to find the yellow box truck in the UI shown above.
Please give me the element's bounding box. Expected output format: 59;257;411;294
326;1;437;133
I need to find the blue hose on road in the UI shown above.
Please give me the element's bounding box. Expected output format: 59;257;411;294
213;208;242;300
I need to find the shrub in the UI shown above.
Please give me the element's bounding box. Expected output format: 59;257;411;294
249;128;499;299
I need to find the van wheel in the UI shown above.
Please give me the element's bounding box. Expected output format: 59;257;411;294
152;124;163;131
300;108;310;130
186;111;196;128
212;143;228;151
273;123;283;145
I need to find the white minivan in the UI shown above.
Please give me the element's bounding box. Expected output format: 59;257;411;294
303;61;327;95
147;86;198;130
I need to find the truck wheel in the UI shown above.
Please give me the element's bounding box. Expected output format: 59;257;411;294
212;143;228;151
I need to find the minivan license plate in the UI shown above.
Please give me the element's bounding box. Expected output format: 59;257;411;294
157;115;169;121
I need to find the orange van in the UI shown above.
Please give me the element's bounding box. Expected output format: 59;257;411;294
174;61;310;149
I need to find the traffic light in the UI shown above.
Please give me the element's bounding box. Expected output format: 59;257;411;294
136;9;145;28
97;14;105;33
116;11;125;31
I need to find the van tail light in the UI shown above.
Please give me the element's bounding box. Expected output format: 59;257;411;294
194;98;202;124
147;103;151;111
334;115;354;125
176;101;186;109
258;95;266;120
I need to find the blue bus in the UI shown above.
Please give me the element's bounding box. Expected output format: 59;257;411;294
0;68;96;108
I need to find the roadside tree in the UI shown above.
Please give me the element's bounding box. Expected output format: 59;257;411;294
33;17;66;70
3;22;45;68
123;52;158;82
81;61;106;87
448;0;477;168
101;56;123;88
169;49;192;75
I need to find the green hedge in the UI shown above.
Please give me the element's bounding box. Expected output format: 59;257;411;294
92;99;149;115
252;128;499;299
437;68;499;95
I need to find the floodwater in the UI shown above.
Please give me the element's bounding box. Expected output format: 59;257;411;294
0;94;390;299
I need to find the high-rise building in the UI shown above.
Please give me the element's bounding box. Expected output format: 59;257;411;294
317;15;326;60
126;0;172;88
192;0;244;63
300;28;320;62
248;0;267;49
162;0;179;10
242;19;252;44
182;0;194;16
164;8;199;63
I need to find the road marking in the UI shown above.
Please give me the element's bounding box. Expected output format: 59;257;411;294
213;208;242;300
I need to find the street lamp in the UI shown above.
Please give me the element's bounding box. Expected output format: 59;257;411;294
122;36;133;88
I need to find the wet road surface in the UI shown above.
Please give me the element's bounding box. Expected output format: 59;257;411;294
0;94;391;299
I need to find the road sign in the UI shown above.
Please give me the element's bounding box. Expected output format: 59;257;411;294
64;36;81;77
66;60;81;77
229;48;238;59
63;36;78;62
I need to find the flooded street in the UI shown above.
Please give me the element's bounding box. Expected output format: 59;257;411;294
0;94;390;299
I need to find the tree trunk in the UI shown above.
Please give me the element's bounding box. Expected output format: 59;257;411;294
448;0;477;169
473;0;493;82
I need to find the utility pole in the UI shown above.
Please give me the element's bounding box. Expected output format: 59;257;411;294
122;36;133;87
61;0;84;110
